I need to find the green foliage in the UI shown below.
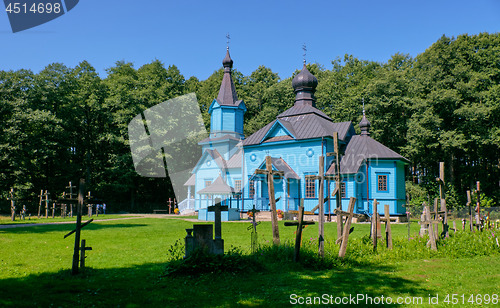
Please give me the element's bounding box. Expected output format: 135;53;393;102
1;33;500;212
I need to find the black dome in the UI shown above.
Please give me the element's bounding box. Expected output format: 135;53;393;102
292;63;318;91
222;48;233;68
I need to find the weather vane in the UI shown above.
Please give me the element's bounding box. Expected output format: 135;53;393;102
302;43;307;64
226;33;231;49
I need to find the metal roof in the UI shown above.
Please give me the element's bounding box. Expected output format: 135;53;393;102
327;135;409;175
243;110;354;146
277;104;330;120
197;175;235;195
184;173;196;186
226;149;242;168
216;49;243;107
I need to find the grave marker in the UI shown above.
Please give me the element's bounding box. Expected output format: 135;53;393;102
255;156;283;245
247;204;261;253
326;132;343;243
305;155;326;257
384;204;393;250
207;198;227;255
372;199;379;252
8;188;16;221
284;199;315;262
338;197;356;258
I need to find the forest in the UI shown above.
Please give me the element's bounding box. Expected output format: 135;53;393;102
0;33;498;213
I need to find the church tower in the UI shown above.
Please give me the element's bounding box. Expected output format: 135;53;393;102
208;48;246;140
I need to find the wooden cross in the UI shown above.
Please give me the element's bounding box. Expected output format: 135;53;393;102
254;156;284;245
384;204;393;250
475;181;481;230
44;190;50;219
326;132;342;243
66;181;76;217
70;179;86;275
51;202;56;219
424;204;437;250
38;189;43;218
305;155;326;257
467;190;473;232
372;199;379;252
79;239;92;269
21;204;26;220
86;191;94;217
247;204;261;253
284;199;315;262
167;198;172;214
8;188;16;221
338;197;356;258
435;162;449;237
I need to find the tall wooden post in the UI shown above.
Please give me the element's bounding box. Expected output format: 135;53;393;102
66;181;76;218
72;179;85;275
436;162;448;237
425;205;437;251
467;190;473;232
294;202;305;262
372;199;379;252
327;132;343;243
384;204;393;250
9;188;16;221
266;156;280;245
44;190;49;219
476;181;481;229
38;189;43;218
338;197;356;258
318;155;325;258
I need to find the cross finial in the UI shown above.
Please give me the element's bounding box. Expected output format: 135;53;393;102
362;98;365;115
226;33;231;50
302;43;307;64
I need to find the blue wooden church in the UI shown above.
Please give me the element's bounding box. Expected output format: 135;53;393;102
184;49;408;220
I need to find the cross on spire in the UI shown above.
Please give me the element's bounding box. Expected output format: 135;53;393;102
226;33;231;50
302;43;307;64
362;98;365;115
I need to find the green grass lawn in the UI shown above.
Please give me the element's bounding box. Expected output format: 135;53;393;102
0;217;499;307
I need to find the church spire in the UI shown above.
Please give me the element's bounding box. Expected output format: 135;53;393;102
217;47;238;106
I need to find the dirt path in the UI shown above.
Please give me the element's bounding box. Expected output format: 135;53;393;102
0;214;193;229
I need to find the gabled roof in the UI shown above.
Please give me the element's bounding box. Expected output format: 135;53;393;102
226;149;242;168
327;135;409;175
277;104;330;120
250;157;300;180
243;111;354;146
184;173;196;186
192;149;227;174
197;175;235;195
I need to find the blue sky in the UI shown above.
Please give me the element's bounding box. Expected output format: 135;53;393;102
1;0;499;80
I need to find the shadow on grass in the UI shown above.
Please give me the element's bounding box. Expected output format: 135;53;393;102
0;259;433;307
0;222;149;235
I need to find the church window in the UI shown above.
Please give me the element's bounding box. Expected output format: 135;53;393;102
305;177;316;198
234;180;242;192
340;182;346;198
378;175;387;191
249;180;255;198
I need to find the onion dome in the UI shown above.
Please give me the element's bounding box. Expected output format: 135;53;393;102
222;47;233;70
292;62;318;107
359;107;371;136
292;62;318;92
